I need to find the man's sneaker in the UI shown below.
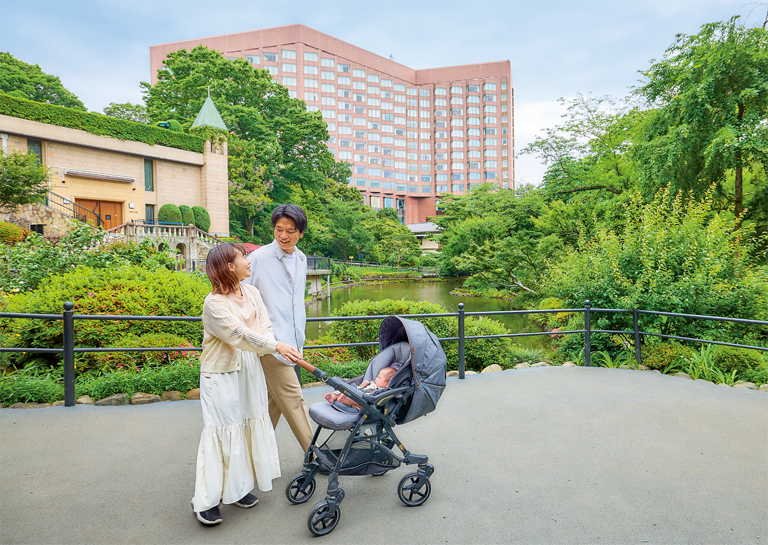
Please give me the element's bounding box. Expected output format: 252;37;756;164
195;505;223;525
234;493;259;508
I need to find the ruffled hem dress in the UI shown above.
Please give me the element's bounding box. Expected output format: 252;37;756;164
191;292;281;512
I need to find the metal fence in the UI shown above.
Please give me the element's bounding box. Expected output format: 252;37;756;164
1;301;766;407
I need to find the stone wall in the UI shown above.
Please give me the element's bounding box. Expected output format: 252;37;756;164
2;203;71;237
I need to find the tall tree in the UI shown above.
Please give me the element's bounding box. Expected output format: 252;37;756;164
632;16;768;225
141;46;347;205
102;102;150;123
520;94;639;198
0;52;86;110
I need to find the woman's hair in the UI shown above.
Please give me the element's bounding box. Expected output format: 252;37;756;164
271;204;308;233
206;243;248;295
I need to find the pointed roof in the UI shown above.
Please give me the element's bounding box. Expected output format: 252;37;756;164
191;97;227;131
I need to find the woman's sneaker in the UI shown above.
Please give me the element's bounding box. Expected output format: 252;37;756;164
195;505;223;525
234;493;259;508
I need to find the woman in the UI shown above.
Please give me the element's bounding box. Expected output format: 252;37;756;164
191;243;302;526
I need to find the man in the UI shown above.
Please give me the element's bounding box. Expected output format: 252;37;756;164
244;204;314;452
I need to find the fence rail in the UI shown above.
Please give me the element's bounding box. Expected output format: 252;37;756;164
1;301;766;407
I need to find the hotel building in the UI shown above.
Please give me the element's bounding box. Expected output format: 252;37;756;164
151;24;513;225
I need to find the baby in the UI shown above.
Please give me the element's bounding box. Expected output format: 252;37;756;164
325;366;397;409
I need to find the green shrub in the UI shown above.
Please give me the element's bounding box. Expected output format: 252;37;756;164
0;222;27;245
0;222;178;293
0;94;205;153
0;372;65;405
178;205;195;226
0;265;209;369
710;345;764;375
158;204;182;224
192;206;211;232
641;341;694;371
91;332;196;372
77;360;201;400
538;297;565;310
739;362;768;386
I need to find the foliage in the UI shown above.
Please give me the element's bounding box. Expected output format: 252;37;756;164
192;206;211;232
0;52;86;110
178;205;195;226
102;102;150;123
0;371;65;405
710;344;765;375
433;184;554;297
0;94;205;153
0;148;49;210
592;350;634;369
640;341;694;371
0;221;178;293
157;203;182;224
632;16;768;222
739;364;768;387
0;221;27;245
91;332;197;373
545;187;768;344
0;264;208;369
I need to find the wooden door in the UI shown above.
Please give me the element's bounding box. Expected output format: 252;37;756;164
75;199;123;230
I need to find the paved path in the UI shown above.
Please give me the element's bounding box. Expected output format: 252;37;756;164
1;367;766;544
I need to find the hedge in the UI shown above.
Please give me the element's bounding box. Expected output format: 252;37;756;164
178;205;196;226
158;204;182;224
0;93;206;153
192;206;211;232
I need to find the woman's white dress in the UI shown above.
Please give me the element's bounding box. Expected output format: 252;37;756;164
191;351;280;512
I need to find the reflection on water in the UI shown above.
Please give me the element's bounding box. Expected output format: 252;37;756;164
306;279;549;349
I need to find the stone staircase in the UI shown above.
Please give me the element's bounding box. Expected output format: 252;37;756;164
105;222;223;271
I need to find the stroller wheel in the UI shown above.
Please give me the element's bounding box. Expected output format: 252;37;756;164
397;472;431;507
286;473;316;505
308;500;341;536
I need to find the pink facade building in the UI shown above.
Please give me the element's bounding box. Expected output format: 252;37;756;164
151;24;514;225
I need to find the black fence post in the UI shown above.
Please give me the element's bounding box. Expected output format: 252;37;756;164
458;303;465;379
584;300;591;367
633;309;642;367
63;302;75;407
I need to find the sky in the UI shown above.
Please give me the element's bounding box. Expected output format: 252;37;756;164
0;0;759;185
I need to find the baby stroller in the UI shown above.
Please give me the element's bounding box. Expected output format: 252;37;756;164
290;315;447;536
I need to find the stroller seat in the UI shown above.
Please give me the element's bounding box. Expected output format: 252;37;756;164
309;341;412;431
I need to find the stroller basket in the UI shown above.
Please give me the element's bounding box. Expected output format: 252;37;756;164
318;440;401;476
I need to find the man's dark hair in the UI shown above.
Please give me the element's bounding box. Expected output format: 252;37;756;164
271;204;308;233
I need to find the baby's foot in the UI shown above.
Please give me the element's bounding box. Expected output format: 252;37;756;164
325;392;336;403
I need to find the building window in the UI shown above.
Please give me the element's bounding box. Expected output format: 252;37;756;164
384;197;393;208
468;172;482;180
264;52;277;62
467;95;480;104
304;52;318;61
353;68;365;78
282;77;297;86
245;54;260;64
408;185;418;192
466;84;480;93
304;65;318;75
381;79;392;87
450;86;462;94
321;57;335;67
282;63;296;72
322;84;335;93
484;171;497;179
369;179;381;188
305;78;319;88
355;178;367;186
370;196;381;208
27;139;42;164
144;158;154;191
338;76;351;85
483;83;496;91
436;184;449;192
29;224;45;235
368;74;379;83
282;49;296;59
451;184;464;192
145;204;155;222
452;173;464;180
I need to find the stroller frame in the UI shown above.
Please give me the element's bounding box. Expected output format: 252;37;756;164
288;317;445;536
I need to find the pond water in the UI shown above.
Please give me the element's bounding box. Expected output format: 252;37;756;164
305;279;550;350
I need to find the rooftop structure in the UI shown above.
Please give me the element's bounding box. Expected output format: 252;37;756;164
151;24;514;224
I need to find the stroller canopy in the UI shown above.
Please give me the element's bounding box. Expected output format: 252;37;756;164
378;316;447;424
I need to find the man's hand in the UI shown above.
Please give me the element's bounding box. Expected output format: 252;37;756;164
276;342;302;363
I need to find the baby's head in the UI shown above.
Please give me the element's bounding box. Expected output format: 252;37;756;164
374;366;397;388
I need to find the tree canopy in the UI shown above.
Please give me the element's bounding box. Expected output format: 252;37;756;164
102;102;150;123
632;16;768;223
0;52;86;110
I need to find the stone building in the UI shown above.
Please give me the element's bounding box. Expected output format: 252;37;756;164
0;98;230;237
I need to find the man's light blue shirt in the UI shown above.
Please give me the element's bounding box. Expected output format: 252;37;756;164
244;239;307;365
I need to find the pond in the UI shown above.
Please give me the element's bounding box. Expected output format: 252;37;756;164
305;279;550;350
